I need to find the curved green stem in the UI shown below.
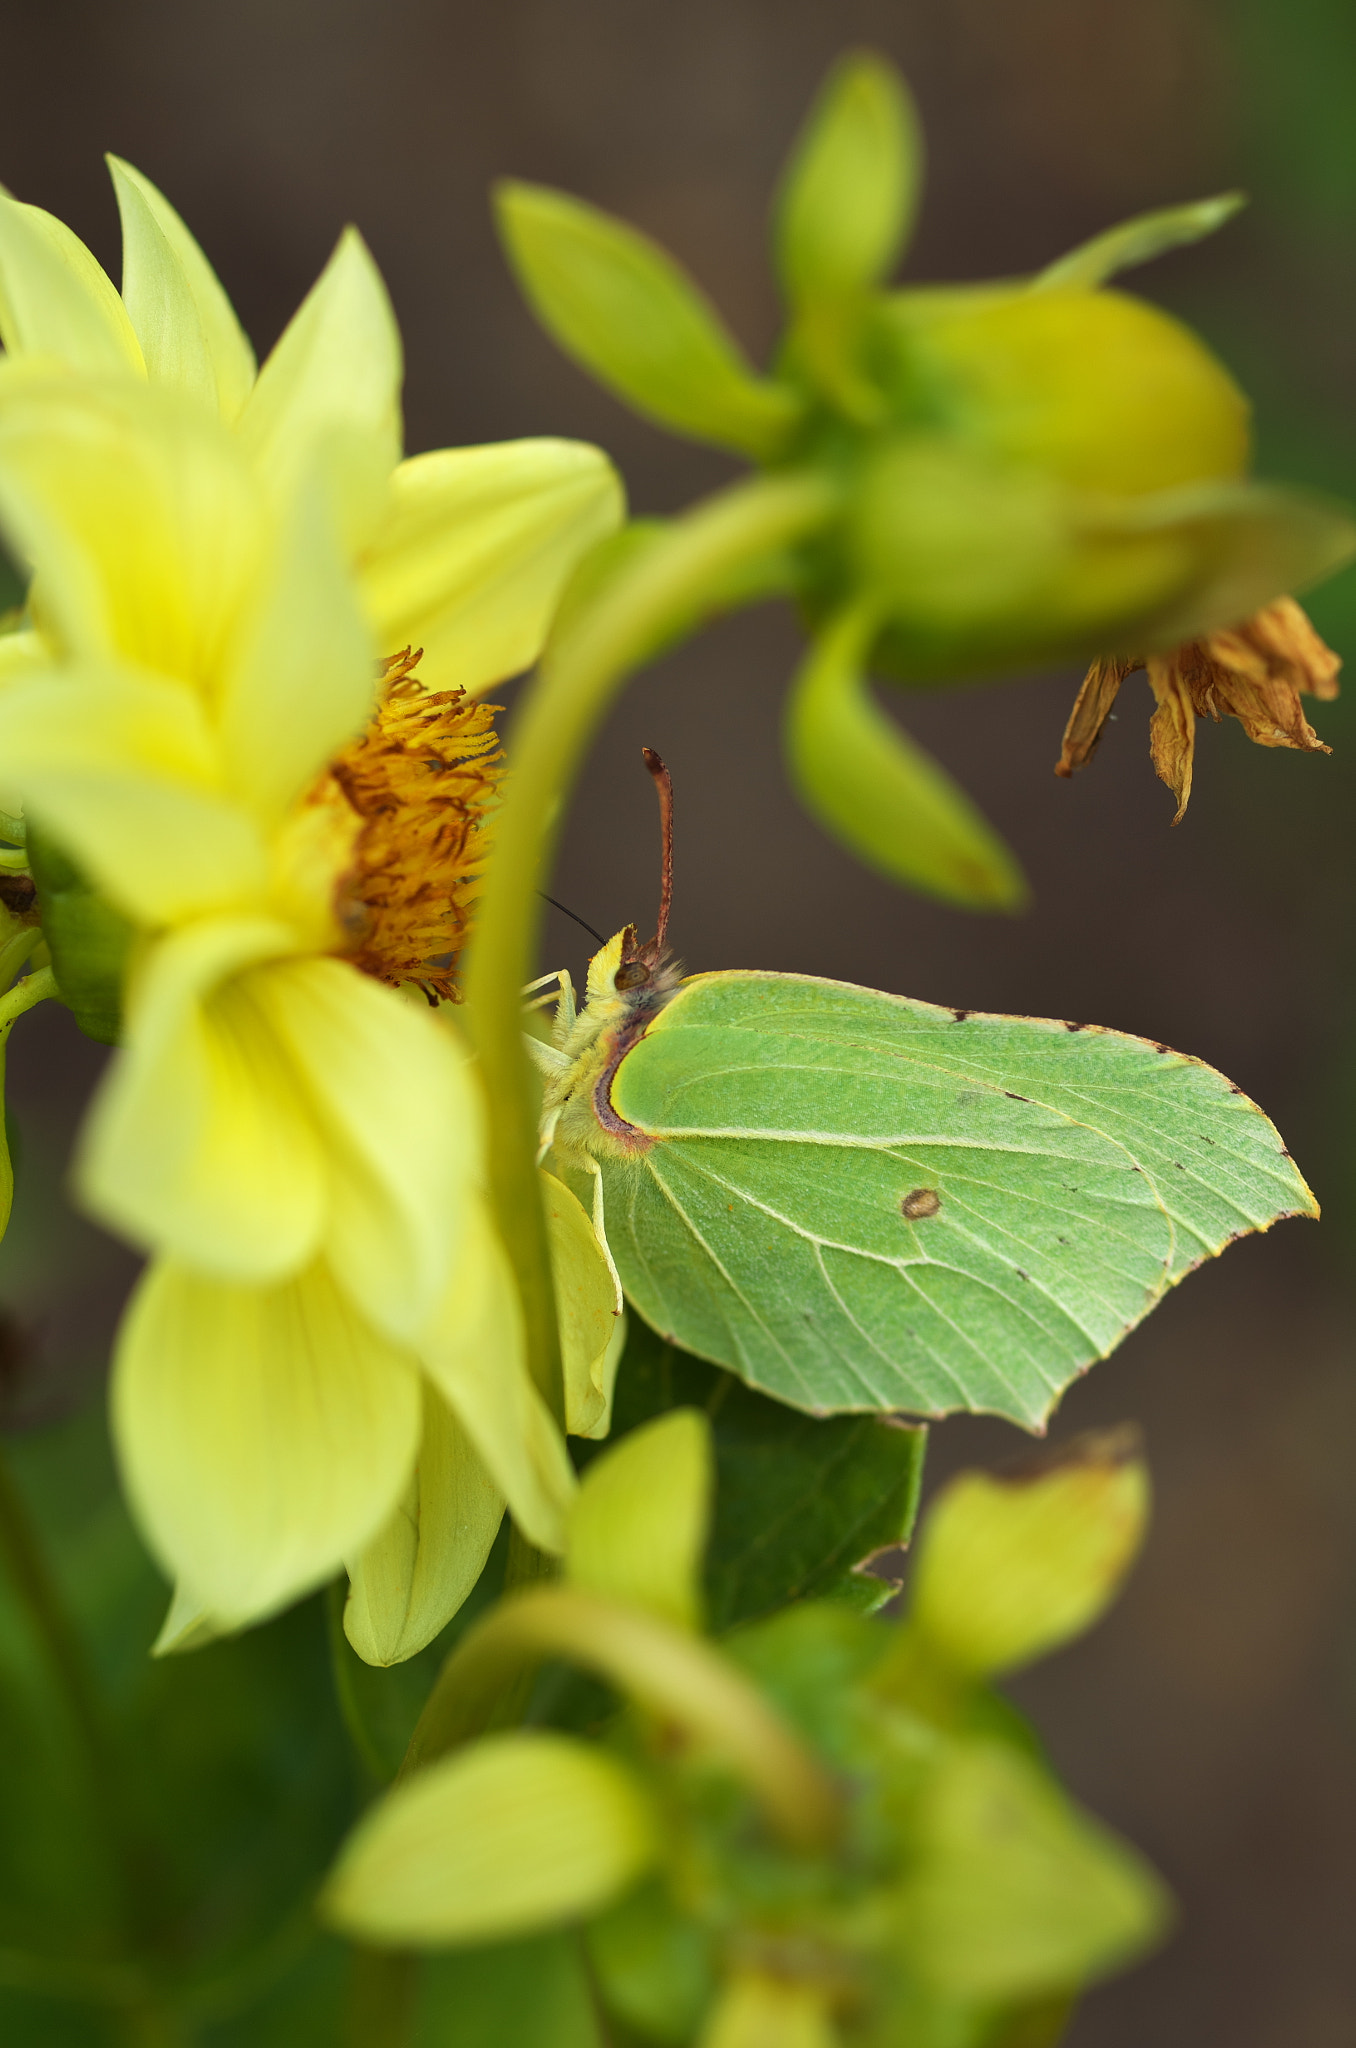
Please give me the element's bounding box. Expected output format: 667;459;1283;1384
462;471;838;1426
401;1585;842;1852
0;962;56;1031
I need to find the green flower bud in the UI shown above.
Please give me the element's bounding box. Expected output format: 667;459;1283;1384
864;282;1249;494
26;821;130;1045
903;1431;1150;1680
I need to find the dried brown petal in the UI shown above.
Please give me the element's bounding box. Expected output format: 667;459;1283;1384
1146;655;1197;825
1055;595;1340;823
1054;656;1137;779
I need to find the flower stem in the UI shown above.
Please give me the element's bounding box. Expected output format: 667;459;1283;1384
325;1578;393;1785
345;1948;417;2048
462;472;838;1425
0;961;55;1030
0;1443;120;1800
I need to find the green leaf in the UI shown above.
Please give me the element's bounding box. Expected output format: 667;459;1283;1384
1033;192;1245;293
495;182;803;459
774;50;922;308
0;1402;357;2038
25;824;130;1046
784;609;1029;911
598;1318;926;1628
567;1408;712;1630
320;1731;657;1946
557;971;1314;1426
901;1740;1171;2001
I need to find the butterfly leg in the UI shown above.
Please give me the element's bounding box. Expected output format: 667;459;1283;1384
582;1157;624;1315
520;967;577;1041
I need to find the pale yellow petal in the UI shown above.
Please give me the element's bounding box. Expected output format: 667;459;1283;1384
359;439;623;693
567;1410;712;1631
113;1256;421;1625
257;959;474;1338
150;1582;229;1657
236;228;401;549
344;1380;504;1667
321;1732;656;1946
218;459;376;824
108;157;256;420
420;1200;576;1555
542;1168;622;1438
0;375;260;678
78;918;326;1281
0;628;47;687
0;666;269;923
0;196;145;373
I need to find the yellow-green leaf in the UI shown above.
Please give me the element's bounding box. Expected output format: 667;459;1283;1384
785;608;1028;911
495;182;802;460
321;1731;656;1946
902;1433;1150;1679
775;50;921;308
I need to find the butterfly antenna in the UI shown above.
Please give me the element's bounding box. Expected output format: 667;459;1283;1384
537;891;608;947
641;747;674;958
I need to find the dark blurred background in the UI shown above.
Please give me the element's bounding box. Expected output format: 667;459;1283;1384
0;1;1353;2041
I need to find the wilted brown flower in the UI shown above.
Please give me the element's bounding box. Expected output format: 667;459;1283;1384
1055;597;1341;823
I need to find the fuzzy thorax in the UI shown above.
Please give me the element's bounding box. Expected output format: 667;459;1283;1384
542;925;683;1160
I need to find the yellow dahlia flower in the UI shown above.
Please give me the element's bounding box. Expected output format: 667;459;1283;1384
0;176;624;1658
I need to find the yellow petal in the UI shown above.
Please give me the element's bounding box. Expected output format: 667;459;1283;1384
113;1256;421;1625
359;439;623;693
236;228;401;549
218;457;376;824
542;1167;622;1438
0;196;145;374
0;374;260;679
0;666;269;923
150;1582;228;1657
567;1410;712;1631
320;1731;656;1946
344;1380;504;1667
78;917;326;1281
420;1200;576;1555
257;959;474;1337
107;157;256;420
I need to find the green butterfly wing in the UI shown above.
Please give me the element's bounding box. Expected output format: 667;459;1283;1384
579;971;1313;1427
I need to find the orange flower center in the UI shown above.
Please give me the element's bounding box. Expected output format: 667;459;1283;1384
321;648;503;1002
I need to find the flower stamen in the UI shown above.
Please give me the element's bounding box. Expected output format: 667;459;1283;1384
322;648;503;1001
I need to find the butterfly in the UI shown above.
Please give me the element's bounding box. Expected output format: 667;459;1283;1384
530;752;1314;1429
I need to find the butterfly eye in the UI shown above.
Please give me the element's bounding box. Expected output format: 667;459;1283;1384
615;961;651;991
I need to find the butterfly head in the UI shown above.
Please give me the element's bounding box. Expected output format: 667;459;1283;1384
585;923;680;1008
